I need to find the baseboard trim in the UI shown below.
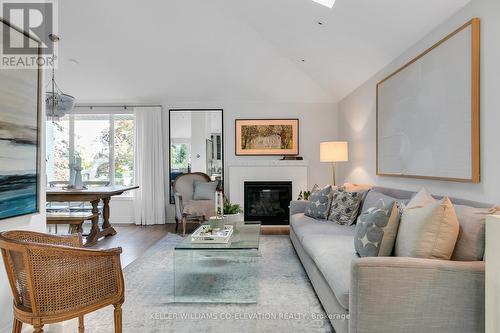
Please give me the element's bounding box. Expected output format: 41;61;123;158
106;217;177;224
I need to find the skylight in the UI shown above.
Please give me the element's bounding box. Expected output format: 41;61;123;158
312;0;336;8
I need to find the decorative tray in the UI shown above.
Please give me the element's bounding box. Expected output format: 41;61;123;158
191;225;234;244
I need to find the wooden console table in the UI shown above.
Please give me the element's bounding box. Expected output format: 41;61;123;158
46;185;139;246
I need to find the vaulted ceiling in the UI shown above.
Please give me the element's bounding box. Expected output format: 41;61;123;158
56;0;470;104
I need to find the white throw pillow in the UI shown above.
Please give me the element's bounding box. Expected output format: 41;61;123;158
395;197;459;260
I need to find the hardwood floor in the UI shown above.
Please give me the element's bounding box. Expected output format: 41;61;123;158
90;224;170;267
88;222;290;268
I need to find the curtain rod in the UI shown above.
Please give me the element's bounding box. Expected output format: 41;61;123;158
74;104;162;109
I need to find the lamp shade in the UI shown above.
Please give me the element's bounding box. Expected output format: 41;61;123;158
320;141;348;162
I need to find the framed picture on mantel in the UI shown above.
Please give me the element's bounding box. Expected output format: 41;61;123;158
235;119;299;156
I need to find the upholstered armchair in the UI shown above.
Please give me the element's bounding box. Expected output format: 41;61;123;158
0;231;124;333
173;172;216;235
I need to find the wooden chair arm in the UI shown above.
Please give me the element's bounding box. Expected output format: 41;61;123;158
6;230;83;247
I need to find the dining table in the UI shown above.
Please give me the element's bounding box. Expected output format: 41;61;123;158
46;185;139;246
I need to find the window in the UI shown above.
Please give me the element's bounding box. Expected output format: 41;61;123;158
170;143;190;171
46;111;134;188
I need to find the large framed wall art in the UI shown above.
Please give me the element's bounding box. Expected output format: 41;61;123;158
0;19;42;220
377;18;480;182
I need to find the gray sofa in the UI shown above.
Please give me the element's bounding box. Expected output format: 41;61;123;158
290;186;488;333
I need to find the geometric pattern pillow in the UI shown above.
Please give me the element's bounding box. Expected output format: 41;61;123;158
354;200;401;257
304;185;333;220
328;189;363;225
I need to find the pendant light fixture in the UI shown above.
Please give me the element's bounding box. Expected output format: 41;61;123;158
45;34;75;121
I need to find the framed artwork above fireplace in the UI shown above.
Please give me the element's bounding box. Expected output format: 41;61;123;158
235;119;299;156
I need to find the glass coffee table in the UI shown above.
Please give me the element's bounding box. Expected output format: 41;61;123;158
174;221;261;303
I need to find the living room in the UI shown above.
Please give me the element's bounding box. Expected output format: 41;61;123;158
0;0;499;332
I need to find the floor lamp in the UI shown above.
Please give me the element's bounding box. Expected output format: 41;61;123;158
320;141;349;186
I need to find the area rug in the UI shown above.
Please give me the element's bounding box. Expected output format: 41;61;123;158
85;234;333;333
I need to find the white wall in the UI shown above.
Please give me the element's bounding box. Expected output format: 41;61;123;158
0;115;46;333
222;102;338;190
160;101;339;222
109;101;338;224
337;0;500;204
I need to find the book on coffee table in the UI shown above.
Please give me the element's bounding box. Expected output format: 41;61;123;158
191;225;234;244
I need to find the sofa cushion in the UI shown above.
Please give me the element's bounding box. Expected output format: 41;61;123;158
395;197;459;260
302;234;357;310
355;200;400;257
328;189;363;226
291;213;356;242
183;200;215;218
304;185;333;220
452;204;490;261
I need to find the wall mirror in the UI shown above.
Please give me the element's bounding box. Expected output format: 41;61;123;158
168;109;224;203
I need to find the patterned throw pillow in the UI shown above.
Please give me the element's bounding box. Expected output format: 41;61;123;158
354;200;401;257
328;189;363;225
304;185;333;220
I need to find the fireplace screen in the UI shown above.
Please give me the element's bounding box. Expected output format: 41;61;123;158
244;181;292;225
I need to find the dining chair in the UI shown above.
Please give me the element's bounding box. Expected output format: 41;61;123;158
0;230;124;333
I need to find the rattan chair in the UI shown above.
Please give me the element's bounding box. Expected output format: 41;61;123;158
0;230;124;333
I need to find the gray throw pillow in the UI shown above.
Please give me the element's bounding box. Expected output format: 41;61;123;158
451;204;490;261
192;181;218;200
328;189;363;225
354;200;401;257
304;185;333;220
360;190;408;216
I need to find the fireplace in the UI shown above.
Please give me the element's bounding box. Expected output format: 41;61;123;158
244;181;292;225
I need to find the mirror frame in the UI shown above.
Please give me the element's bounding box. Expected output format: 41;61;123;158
168;108;224;204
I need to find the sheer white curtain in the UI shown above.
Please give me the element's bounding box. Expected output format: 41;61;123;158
133;107;166;225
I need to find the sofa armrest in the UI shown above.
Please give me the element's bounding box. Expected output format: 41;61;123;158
290;200;308;215
350;257;485;333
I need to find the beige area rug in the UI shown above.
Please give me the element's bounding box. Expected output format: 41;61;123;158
85;234;334;333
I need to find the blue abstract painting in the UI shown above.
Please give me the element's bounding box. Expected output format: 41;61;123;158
0;23;40;220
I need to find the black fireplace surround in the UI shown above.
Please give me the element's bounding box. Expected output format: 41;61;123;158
244;181;292;225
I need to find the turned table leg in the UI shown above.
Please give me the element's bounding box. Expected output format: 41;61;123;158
86;199;100;246
101;197;117;238
102;197;111;229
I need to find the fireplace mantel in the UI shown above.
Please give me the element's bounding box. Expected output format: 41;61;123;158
228;160;309;211
228;159;309;168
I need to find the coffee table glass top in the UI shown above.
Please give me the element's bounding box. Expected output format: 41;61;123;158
175;221;261;250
